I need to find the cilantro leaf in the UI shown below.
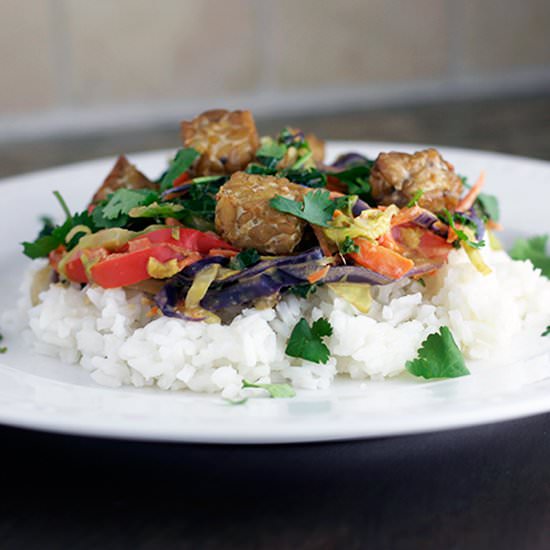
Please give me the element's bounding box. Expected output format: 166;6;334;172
256;140;286;171
0;347;6;354
159;148;200;192
270;189;335;227
102;189;158;220
328;164;373;198
542;326;550;337
22;209;95;259
441;209;485;249
475;193;500;222
22;234;62;259
229;249;261;270
406;326;470;379
173;177;226;230
37;216;55;238
340;236;359;254
509;235;550;278
285;317;333;364
280;167;327;188
242;380;296;398
245;163;277;176
290;283;319;299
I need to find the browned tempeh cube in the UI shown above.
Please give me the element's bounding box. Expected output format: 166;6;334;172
215;172;307;255
91;155;155;204
180;109;259;176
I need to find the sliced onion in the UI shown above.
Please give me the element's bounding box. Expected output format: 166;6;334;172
185;264;220;308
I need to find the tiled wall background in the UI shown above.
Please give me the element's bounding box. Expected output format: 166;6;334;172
2;0;550;140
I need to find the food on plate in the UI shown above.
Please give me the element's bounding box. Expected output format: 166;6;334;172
13;109;550;399
369;148;463;212
92;154;156;204
180;109;259;175
215;172;307;254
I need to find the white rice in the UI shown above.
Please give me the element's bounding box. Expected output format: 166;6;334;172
4;248;550;398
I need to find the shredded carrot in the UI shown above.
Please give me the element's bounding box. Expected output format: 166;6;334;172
307;265;330;284
350;238;414;280
456;171;485;212
208;248;238;258
177;254;202;270
446;226;459;244
147;306;160;318
486;219;503;231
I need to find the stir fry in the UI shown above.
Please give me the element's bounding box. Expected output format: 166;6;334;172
23;109;500;323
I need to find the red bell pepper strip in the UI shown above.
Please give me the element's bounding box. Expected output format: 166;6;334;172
138;228;237;254
90;245;179;289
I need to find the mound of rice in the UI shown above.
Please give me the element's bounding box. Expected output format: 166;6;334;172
7;248;550;398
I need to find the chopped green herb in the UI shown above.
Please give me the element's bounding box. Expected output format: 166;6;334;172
407;189;424;207
509;235;550;278
229;249;261;270
38;216;56;238
542;326;550;337
53;190;71;219
102;189;158;220
290;150;312;170
328;163;373;199
340;236;359;254
270;189;335;227
475;193;500;222
285;317;333;364
159;148;200;192
256;140;287;170
0;347;7;354
0;333;3;341
406;326;470;379
242;380;296;398
278;127;307;148
22;195;95;259
176;177;226;227
417;278;426;287
290;283;319;299
332;195;357;215
280;167;326;188
440;209;485;249
244;163;276;176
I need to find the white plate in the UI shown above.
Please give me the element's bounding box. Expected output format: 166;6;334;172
0;142;549;444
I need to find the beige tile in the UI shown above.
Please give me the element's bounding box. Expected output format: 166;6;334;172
460;0;550;72
0;0;57;114
271;0;450;88
64;0;261;105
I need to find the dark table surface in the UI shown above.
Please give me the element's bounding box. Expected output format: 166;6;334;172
1;93;549;549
